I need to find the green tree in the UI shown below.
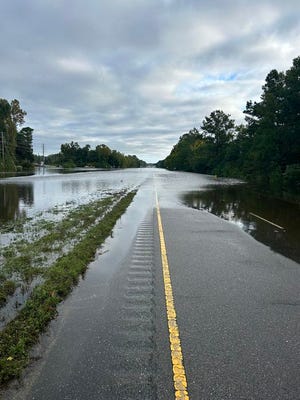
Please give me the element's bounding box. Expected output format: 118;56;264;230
164;128;203;171
10;99;27;127
282;56;300;167
95;144;111;168
0;98;28;171
109;150;124;168
124;154;146;168
243;69;287;187
60;141;80;167
51;141;146;169
16;127;34;169
160;55;300;199
45;153;62;166
78;144;90;166
0;100;12;170
201;110;235;158
0;99;17;171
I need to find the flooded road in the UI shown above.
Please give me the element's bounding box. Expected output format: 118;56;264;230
1;169;300;400
0;169;299;264
0;168;152;224
182;183;300;264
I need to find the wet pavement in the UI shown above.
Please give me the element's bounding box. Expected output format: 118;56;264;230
1;169;300;399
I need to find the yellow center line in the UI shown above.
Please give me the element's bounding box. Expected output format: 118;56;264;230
155;191;189;400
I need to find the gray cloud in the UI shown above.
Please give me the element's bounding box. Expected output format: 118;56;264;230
1;0;299;162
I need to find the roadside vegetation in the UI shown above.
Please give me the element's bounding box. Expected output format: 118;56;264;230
0;99;34;172
158;56;300;200
0;190;136;386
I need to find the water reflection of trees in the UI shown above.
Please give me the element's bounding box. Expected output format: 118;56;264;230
62;180;81;194
0;183;33;222
183;185;300;264
18;184;34;206
184;185;252;222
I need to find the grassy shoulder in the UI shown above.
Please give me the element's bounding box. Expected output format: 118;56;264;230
0;190;136;386
0;195;117;307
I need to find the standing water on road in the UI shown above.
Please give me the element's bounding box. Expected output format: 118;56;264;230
0;168;153;225
1;169;299;264
182;183;300;264
0;168;156;328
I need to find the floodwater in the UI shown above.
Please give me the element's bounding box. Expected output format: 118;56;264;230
182;183;300;264
0;167;153;224
0;168;156;327
0;168;299;263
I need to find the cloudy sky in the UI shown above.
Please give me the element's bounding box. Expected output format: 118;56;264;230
1;0;300;162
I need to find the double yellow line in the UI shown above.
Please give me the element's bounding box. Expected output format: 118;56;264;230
156;192;189;400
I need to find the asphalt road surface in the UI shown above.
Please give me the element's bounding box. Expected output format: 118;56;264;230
4;170;300;399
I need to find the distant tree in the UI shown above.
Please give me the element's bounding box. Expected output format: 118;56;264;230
164;128;204;171
16;127;34;169
109;150;124;168
95;144;111;168
87;149;98;165
45;153;62;166
60;141;80;167
79;144;90;166
124;154;146;168
49;141;146;169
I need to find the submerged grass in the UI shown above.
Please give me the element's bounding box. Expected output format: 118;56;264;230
0;195;118;305
0;190;136;386
0;281;17;307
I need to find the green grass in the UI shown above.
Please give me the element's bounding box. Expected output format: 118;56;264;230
0;190;136;386
0;195;118;304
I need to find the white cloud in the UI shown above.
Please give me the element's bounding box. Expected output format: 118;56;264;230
56;58;94;74
0;0;299;162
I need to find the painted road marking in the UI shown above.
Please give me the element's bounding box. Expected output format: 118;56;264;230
156;192;189;400
249;212;285;230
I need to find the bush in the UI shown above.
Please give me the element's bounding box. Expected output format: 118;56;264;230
62;161;76;168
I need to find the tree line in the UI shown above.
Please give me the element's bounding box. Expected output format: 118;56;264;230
0;98;146;171
157;56;300;196
0;99;34;171
46;141;147;169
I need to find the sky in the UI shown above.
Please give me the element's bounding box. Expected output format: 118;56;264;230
1;0;300;163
